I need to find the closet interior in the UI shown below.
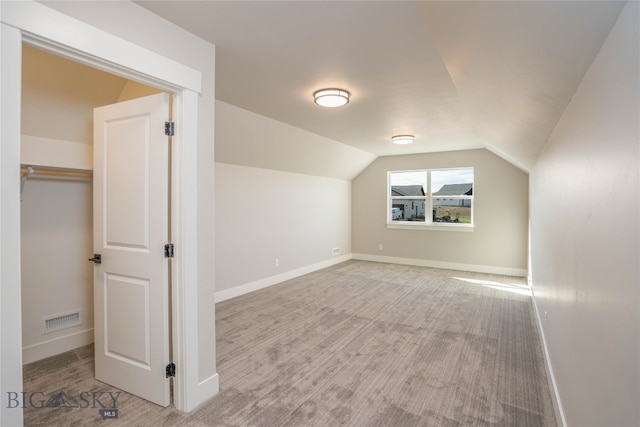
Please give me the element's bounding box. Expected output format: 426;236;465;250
20;44;161;365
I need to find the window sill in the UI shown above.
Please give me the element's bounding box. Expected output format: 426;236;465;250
387;222;474;232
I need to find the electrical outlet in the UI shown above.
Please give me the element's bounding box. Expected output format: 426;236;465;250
275;258;279;268
544;310;548;325
332;247;340;256
378;244;383;251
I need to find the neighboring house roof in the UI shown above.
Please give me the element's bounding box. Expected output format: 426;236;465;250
433;183;473;196
391;185;425;197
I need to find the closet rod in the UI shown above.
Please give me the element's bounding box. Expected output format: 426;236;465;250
20;166;93;179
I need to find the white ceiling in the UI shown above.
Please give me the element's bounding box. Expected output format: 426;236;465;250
137;1;625;171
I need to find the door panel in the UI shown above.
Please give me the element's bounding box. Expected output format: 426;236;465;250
104;116;149;249
93;93;170;407
105;274;149;366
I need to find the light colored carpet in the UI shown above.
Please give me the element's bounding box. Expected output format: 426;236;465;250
22;260;557;426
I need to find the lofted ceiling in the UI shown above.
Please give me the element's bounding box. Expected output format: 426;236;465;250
137;1;625;171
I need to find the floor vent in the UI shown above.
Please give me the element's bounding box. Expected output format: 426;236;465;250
42;310;82;334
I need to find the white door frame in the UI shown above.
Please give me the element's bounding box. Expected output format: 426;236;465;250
0;2;211;423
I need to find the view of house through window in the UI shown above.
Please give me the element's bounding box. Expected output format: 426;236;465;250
389;168;474;225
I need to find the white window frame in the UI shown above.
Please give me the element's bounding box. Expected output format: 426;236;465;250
387;167;474;232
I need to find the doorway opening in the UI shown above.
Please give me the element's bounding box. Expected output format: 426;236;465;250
20;44;174;406
2;5;215;420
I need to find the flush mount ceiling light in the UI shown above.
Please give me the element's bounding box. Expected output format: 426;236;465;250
313;88;350;108
391;134;415;145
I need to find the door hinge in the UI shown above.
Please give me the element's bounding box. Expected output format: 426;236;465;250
164;243;175;258
166;362;176;378
164;121;175;136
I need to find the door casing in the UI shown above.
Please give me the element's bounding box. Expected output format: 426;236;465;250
0;2;218;423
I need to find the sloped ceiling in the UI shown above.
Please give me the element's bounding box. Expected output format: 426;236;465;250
417;1;626;170
137;0;625;172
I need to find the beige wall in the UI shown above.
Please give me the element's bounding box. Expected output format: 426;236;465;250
530;2;639;425
21;44;126;143
215;101;368;300
352;149;529;275
21;177;93;362
213;101;367;299
215;162;351;295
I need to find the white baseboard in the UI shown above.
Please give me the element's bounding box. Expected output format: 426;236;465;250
22;328;94;364
531;290;566;427
352;253;528;277
188;373;220;412
215;254;352;303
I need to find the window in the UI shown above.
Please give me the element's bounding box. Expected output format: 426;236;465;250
388;168;474;229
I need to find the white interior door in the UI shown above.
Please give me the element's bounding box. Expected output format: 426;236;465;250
92;93;171;407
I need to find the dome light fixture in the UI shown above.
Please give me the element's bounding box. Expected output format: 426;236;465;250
391;134;415;145
313;88;350;108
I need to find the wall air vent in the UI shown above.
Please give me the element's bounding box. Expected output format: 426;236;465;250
42;310;82;334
